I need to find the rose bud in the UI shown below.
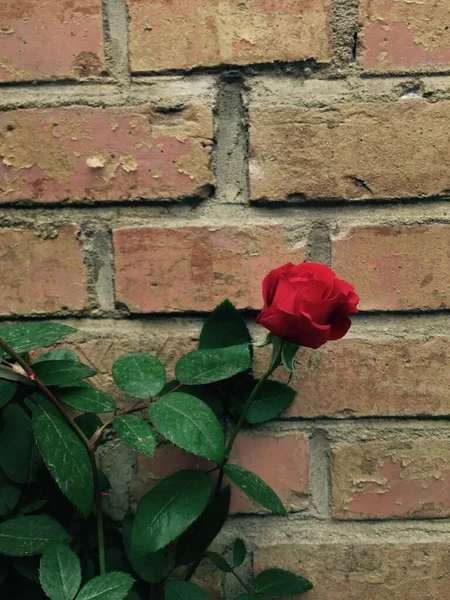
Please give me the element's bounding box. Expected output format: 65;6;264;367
256;262;359;349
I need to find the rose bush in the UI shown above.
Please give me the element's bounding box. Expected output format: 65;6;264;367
256;262;359;349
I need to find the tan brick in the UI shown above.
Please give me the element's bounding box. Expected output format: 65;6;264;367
132;433;308;514
360;0;450;72
276;336;450;419
0;225;88;316
113;225;305;313
255;542;450;599
127;0;332;72
332;224;450;311
250;100;450;201
0;0;105;82
0;105;213;204
332;440;450;520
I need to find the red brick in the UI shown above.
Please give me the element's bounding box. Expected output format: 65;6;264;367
332;440;450;520
132;433;308;514
332;224;450;311
272;336;450;419
0;225;88;316
127;0;332;72
255;542;450;599
0;0;105;82
360;0;450;72
250;100;450;201
0;105;213;204
113;225;305;313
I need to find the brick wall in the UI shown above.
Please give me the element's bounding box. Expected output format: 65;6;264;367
1;1;450;597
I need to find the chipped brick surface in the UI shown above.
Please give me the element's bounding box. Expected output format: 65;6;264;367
0;225;88;315
127;0;332;72
250;100;450;201
0;105;213;203
255;542;450;599
332;440;450;519
360;0;450;72
113;225;305;312
332;225;450;311
132;433;309;514
0;0;105;82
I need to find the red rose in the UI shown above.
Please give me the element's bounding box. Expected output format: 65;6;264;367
256;262;359;349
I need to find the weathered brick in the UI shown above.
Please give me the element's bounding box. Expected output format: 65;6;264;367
0;225;88;315
332;224;450;311
359;0;450;72
113;225;305;313
0;0;105;82
255;542;450;599
132;433;308;514
276;336;450;419
0;105;213;204
250;100;450;201
127;0;332;72
332;440;450;519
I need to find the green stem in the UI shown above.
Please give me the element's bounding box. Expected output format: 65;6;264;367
0;337;106;576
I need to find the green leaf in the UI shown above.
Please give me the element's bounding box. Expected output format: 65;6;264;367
0;515;70;556
123;520;167;583
0;470;21;517
233;538;246;568
33;350;79;364
235;595;258;600
0;323;77;358
0;404;41;484
0;364;29;383
175;344;251;386
199;300;251;350
39;544;81;600
205;551;232;573
224;464;286;516
113;415;156;458
113;354;166;399
131;470;212;555
32;361;96;386
57;388;116;413
74;413;102;439
165;581;212;600
161;381;224;418
255;568;313;596
281;342;300;373
10;556;40;582
231;381;296;424
149;393;225;462
20;499;48;515
76;572;134;600
176;486;231;566
32;407;94;517
0;380;16;407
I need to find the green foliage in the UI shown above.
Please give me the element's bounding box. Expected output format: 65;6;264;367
0;300;314;598
39;544;81;600
224;464;287;516
76;572;134;600
112;354;166;399
57;387;116;413
255;568;313;596
205;551;232;573
231;380;296;424
233;538;246;568
113;415;156;458
149;392;225;462
164;581;212;600
32;361;97;386
32;407;94;517
0;516;70;556
0;323;76;357
131;471;212;555
175;344;251;385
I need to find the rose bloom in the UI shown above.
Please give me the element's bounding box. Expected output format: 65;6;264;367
256;262;359;349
